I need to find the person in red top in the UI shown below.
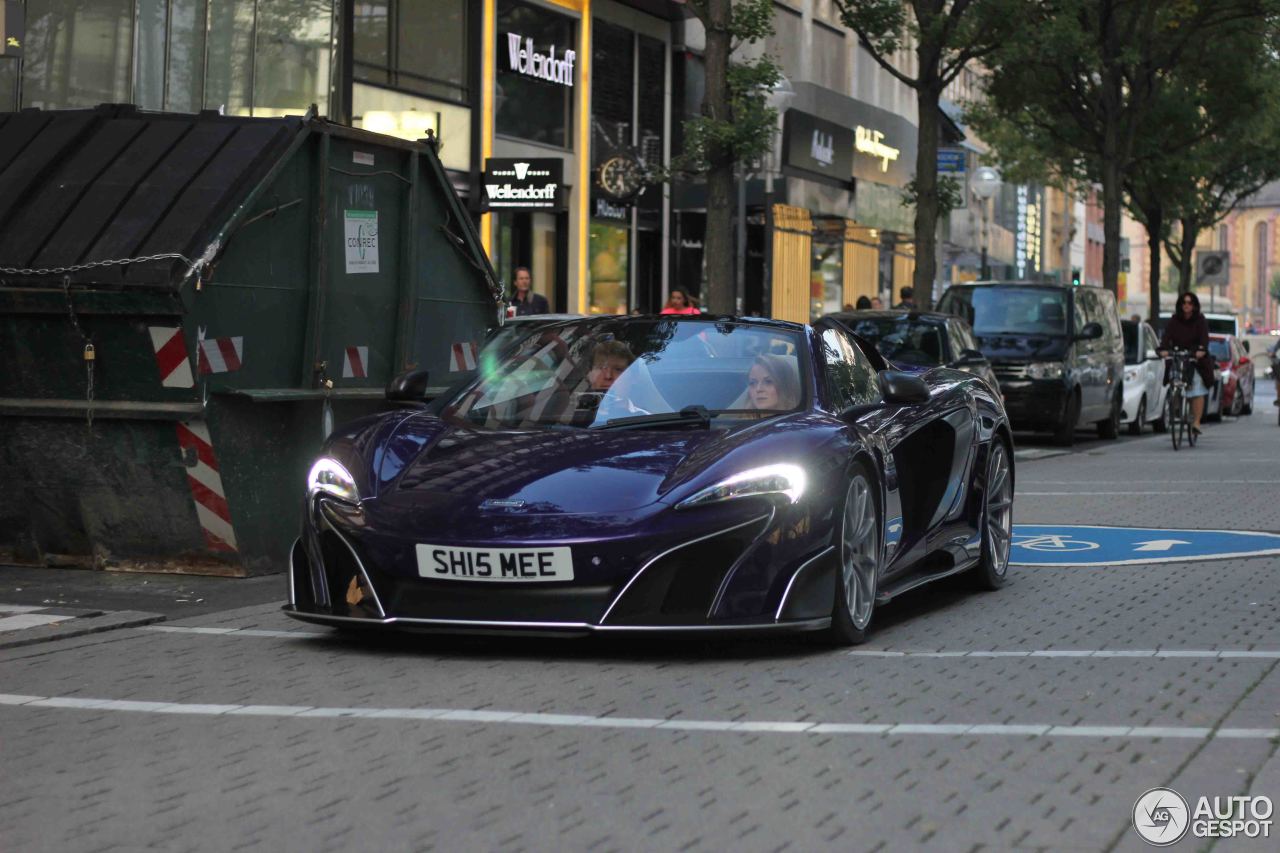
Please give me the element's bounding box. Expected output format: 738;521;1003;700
660;288;701;315
1158;291;1214;435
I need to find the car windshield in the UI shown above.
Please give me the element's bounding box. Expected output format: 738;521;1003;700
941;287;1068;336
1209;339;1231;362
844;317;946;366
1122;322;1140;364
439;319;807;429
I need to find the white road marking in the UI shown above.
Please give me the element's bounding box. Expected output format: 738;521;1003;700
848;649;1280;659
1018;491;1198;496
145;625;327;639
0;691;1276;740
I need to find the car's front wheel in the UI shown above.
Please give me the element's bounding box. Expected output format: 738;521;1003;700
1128;395;1146;436
825;463;881;646
970;440;1013;590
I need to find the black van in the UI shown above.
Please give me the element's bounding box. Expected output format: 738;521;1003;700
937;283;1126;445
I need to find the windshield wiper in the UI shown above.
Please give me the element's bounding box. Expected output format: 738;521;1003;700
593;405;712;431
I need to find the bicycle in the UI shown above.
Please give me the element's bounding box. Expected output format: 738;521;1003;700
1164;349;1197;450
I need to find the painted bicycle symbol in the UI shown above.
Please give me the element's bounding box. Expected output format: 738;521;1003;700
1011;533;1100;553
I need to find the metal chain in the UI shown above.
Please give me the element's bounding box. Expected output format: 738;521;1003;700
0;252;199;277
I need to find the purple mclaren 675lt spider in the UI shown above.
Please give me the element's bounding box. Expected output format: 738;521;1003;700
285;315;1014;644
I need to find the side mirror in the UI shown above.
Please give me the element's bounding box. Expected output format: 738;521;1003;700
386;369;431;403
1076;322;1104;341
951;348;988;367
878;370;930;404
1241;340;1251;353
1145;350;1159;361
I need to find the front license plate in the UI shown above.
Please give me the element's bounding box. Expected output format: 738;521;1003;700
415;544;574;582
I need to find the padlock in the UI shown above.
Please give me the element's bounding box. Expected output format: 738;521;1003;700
83;343;95;362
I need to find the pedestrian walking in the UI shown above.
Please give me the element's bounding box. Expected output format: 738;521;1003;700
509;266;549;316
894;287;915;309
660;288;700;315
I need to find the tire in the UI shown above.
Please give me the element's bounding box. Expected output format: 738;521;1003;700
1127;395;1146;436
1170;390;1183;451
1208;383;1224;422
1241;386;1253;415
1052;391;1079;447
1097;387;1121;439
824;463;881;646
969;440;1013;590
1152;393;1169;433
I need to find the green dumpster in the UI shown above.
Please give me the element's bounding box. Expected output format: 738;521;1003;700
0;104;500;576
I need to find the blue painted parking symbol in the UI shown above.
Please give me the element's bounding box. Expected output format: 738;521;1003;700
1010;525;1280;566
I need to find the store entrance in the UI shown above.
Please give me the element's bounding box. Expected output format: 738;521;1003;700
493;211;568;311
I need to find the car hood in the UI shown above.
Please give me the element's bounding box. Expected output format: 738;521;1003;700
366;412;810;516
974;333;1067;362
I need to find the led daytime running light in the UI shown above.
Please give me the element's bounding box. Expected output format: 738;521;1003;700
678;463;807;509
307;457;359;503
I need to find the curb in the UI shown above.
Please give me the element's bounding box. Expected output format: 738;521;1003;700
0;610;166;650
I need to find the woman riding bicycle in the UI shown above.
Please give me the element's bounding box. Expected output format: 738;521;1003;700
1157;291;1214;436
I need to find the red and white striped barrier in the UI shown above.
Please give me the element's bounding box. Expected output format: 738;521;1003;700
197;336;243;375
450;341;479;372
175;421;238;553
148;326;194;388
343;345;368;379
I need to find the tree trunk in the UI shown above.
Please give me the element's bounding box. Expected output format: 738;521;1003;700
1177;218;1197;294
912;82;942;310
1101;152;1122;297
701;0;734;315
1146;206;1163;325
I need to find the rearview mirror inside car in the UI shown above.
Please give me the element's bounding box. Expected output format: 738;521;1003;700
386;369;432;403
879;370;930;404
1076;322;1104;340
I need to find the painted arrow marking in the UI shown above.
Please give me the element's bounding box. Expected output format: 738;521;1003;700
1134;540;1191;552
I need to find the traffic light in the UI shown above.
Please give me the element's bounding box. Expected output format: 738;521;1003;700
1071;268;1082;286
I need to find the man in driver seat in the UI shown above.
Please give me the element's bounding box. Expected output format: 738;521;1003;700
584;341;648;422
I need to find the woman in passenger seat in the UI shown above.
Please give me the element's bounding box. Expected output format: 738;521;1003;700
746;355;801;411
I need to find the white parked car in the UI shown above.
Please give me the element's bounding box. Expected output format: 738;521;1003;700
1121;320;1170;434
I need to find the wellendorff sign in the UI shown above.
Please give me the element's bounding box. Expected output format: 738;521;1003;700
484;158;565;210
505;33;576;86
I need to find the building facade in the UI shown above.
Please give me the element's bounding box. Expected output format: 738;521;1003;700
2;0;953;321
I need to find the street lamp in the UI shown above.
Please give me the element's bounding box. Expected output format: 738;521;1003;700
761;74;795;316
971;166;1001;280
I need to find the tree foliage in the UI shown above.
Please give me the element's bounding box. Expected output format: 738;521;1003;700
970;0;1270;306
674;0;780;314
836;0;1023;307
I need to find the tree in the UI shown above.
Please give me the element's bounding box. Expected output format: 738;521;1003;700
674;1;780;314
836;0;1021;308
972;0;1268;297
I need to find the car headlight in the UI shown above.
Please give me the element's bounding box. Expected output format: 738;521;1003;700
307;457;360;503
676;464;808;509
1026;361;1064;380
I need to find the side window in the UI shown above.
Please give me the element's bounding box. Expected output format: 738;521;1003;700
1072;293;1089;337
1144;326;1159;357
952;321;977;355
820;328;880;409
1098;291;1121;342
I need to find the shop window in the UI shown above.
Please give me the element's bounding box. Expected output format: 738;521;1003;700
0;58;17;112
496;0;574;148
589;222;630;315
637;36;664;167
166;0;208;112
352;83;471;171
135;0;167;110
592;19;632;154
353;0;467;103
22;0;134;108
253;0;334;116
204;0;255;114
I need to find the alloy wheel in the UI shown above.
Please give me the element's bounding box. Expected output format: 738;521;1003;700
841;474;879;631
985;443;1013;577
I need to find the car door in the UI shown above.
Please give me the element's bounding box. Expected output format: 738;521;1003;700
1072;289;1103;418
1143;324;1164;419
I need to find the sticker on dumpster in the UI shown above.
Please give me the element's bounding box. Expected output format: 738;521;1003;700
344;209;379;274
197;337;243;374
1010;524;1280;567
175;421;237;553
450;342;479;372
149;326;194;388
343;346;368;379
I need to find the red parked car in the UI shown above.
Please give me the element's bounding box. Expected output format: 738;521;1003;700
1210;334;1255;416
